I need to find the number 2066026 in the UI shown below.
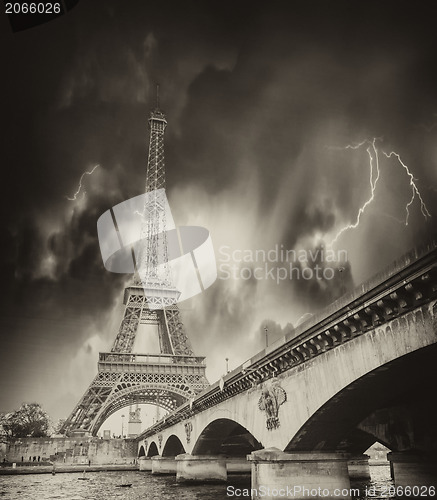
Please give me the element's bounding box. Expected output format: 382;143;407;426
368;485;436;497
5;3;62;14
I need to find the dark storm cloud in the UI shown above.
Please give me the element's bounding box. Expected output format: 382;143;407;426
1;0;437;418
188;268;259;344
168;1;437;373
1;188;128;340
0;179;130;415
166;3;437;301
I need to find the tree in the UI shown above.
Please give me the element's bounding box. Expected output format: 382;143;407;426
1;403;51;438
0;413;10;443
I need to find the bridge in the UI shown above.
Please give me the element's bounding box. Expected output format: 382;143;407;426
136;239;437;498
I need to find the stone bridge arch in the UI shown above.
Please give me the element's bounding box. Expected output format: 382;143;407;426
285;342;437;453
162;434;186;457
138;445;146;457
147;441;159;457
192;417;263;456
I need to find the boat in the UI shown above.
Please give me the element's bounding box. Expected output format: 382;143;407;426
78;470;89;481
116;474;132;487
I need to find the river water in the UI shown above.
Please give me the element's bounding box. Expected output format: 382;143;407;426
0;465;395;500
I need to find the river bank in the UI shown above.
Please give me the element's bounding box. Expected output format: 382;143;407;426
0;464;138;475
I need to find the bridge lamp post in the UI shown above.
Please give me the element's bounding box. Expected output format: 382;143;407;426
121;414;125;438
225;357;229;373
264;326;268;347
339;267;345;295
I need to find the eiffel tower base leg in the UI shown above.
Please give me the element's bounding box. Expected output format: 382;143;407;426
176;454;227;483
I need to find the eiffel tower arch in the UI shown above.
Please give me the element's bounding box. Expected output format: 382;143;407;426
61;95;209;436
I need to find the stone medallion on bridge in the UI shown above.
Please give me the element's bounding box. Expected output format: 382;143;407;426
258;382;287;430
184;421;193;443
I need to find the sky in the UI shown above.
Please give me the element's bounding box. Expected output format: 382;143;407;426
1;1;436;427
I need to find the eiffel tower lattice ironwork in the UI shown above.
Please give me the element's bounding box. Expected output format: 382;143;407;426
61;98;210;436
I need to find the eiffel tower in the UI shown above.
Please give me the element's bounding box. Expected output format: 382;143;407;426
61;95;210;436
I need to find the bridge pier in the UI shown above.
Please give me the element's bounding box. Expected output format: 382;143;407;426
151;456;177;475
249;449;351;500
347;454;370;479
176;454;227;483
226;457;251;473
138;456;152;471
388;452;437;488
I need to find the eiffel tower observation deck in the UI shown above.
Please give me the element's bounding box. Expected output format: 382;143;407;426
61;95;210;436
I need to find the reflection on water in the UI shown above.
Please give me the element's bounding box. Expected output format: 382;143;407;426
0;465;395;500
353;464;394;499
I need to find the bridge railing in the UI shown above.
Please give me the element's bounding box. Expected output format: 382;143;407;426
281;236;437;347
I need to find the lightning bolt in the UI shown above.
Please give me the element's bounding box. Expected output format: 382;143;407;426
67;164;100;201
382;151;431;225
328;138;381;247
327;139;431;247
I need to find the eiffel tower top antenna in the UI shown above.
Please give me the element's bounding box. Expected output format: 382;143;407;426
135;84;173;296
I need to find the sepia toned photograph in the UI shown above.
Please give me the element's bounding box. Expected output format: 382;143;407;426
1;1;436;498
